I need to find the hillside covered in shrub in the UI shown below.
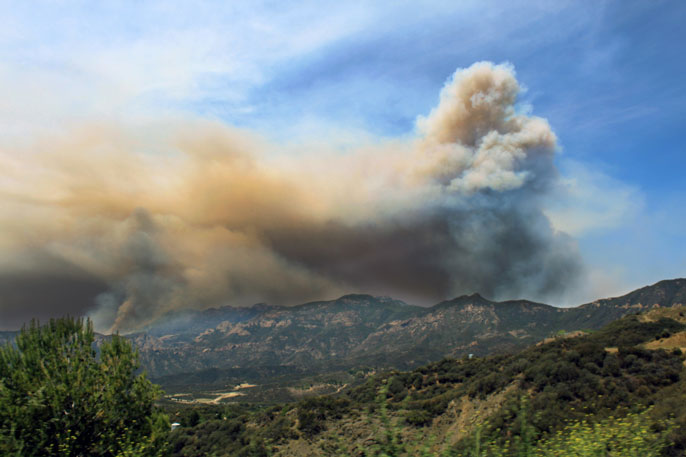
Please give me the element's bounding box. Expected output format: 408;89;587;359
165;307;686;456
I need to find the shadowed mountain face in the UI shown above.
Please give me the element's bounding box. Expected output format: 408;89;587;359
0;332;17;346
126;279;686;378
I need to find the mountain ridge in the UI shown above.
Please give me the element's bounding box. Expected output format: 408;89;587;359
131;278;686;378
3;279;685;381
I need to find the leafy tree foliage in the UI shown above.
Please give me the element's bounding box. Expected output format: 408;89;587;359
0;317;169;456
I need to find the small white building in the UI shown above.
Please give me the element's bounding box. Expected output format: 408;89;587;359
171;422;181;431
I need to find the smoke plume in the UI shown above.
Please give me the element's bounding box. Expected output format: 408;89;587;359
0;62;583;332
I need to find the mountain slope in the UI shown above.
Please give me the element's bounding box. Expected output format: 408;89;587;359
134;278;686;379
3;279;683;380
0;331;17;346
166;306;686;457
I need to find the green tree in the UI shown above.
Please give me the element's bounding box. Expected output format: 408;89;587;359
0;317;169;456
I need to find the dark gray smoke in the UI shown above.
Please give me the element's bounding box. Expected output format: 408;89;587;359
266;193;582;305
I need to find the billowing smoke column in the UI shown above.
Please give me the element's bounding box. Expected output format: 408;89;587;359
264;62;580;305
0;62;583;332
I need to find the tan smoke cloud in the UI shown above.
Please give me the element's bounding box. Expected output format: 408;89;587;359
415;61;557;193
0;62;583;332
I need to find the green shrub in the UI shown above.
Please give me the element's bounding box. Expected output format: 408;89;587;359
405;409;433;426
0;317;169;457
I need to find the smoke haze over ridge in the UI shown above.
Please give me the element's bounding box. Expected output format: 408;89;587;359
0;62;584;332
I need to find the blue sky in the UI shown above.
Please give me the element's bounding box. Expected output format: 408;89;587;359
1;0;685;301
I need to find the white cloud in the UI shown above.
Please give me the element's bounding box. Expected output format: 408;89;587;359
0;1;376;138
0;0;591;141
